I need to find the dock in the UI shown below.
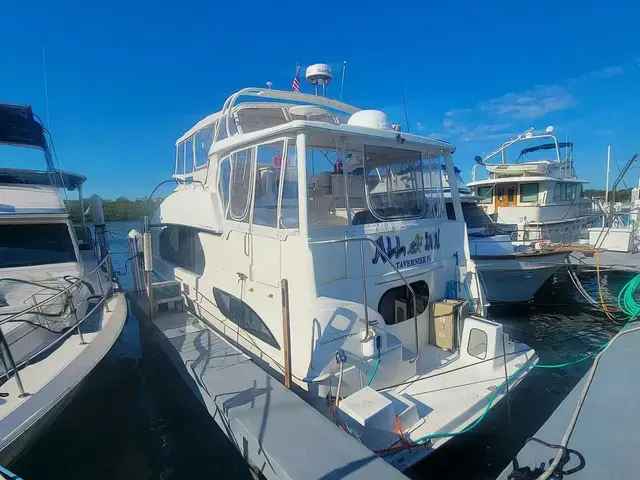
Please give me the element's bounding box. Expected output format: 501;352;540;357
569;250;640;273
127;293;408;480
497;326;640;479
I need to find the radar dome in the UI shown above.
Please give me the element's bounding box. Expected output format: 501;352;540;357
305;64;333;85
347;110;392;130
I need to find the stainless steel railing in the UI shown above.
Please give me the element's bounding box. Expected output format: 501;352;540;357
0;248;114;397
309;237;419;364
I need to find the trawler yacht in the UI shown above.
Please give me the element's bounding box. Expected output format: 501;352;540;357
468;127;594;243
0;104;127;464
441;166;573;302
149;67;537;470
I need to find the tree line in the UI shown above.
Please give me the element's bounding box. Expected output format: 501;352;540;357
584;188;634;202
64;197;163;223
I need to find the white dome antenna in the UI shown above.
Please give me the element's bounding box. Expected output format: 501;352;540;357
545;125;554;134
347;110;392;130
305;63;333;97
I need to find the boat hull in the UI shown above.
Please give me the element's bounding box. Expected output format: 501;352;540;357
474;252;569;302
0;292;128;465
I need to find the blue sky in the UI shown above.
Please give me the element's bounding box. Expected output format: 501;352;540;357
1;0;639;198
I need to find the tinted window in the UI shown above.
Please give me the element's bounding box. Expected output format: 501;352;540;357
212;288;280;350
0;223;76;268
520;183;539;202
477;186;493;204
159;226;205;275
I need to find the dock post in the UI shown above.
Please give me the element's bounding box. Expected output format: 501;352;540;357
281;279;292;389
143;216;154;320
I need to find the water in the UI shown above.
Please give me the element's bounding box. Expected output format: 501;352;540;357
8;221;634;479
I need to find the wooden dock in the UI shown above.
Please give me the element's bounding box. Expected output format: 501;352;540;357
127;292;408;480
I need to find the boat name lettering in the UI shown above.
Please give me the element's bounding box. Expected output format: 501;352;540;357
319;331;359;346
395;256;428;269
372;229;440;265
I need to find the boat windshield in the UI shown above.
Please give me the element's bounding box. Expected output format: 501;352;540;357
365;145;427;220
0;224;76;268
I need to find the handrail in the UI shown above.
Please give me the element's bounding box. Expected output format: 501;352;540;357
0;247;114;397
309;237;419;364
0;252;111;327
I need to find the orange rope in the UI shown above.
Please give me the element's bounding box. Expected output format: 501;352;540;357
594;249;617;320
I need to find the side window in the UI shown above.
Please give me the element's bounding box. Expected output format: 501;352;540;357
279;141;299;229
218;156;231;213
159;226;205;275
253;141;284;227
477;186;493;204
195;126;213;168
228;147;254;222
176;143;186;175
519;183;539;202
212;288;280;350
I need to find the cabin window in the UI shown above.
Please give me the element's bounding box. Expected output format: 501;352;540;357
423;154;446;219
195;126;213;168
519;183;539;202
214;119;229;141
446;203;493;228
159;226;205;275
364;145;426;221
212;288;280;350
253;141;284;227
279;142;299;229
176;142;186;175
477;186;493;204
228;147;255;222
553;183;577;202
306;143;351;227
0;224;76;268
507;185;516;203
218;156;231;213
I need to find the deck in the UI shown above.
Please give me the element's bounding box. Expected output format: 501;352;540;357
128;293;407;480
496;327;640;479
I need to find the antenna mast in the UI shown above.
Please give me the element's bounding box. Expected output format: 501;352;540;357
42;45;51;130
400;79;410;133
339;61;347;101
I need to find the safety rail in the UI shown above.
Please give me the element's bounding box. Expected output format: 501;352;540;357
0;249;114;398
309;237;419;364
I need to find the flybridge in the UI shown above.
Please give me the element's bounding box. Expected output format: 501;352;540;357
0;103;55;171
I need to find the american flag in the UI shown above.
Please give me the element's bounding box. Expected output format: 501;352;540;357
292;64;301;93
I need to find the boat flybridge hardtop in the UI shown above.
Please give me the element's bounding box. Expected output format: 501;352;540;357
468;127;594;243
150;66;537;470
0;104;127;464
440;166;574;302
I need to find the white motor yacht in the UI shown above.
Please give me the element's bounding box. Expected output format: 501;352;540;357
148;67;537;471
468;127;595;244
0;104;128;464
441;166;574;302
